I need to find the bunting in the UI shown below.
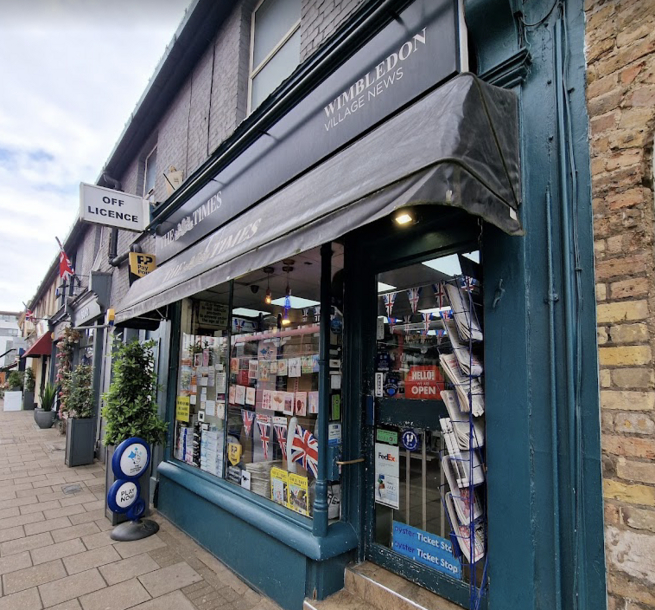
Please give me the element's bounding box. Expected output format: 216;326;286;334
422;312;431;335
241;409;256;439
406;287;421;313
382;292;397;318
256;414;271;459
273;416;288;458
433;283;446;309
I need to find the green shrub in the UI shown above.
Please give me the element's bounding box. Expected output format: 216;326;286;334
6;371;23;390
24;368;35;392
39;382;57;412
64;365;94;418
102;339;167;447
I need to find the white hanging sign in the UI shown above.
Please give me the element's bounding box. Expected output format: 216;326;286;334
79;182;149;232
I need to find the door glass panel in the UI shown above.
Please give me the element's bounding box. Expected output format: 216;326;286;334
372;252;486;591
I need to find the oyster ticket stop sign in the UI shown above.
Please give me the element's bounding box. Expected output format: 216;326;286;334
107;437;159;541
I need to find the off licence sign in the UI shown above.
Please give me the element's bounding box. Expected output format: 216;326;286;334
405;365;444;399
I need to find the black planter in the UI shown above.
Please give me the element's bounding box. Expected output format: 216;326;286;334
34;408;55;429
23;391;35;410
105;444;151;526
65;418;96;467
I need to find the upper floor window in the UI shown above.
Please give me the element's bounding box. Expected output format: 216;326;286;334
249;0;301;112
144;146;157;197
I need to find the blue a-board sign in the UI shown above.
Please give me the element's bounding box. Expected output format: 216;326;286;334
107;437;151;521
392;521;462;579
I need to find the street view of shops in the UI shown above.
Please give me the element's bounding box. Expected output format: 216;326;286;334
1;1;655;610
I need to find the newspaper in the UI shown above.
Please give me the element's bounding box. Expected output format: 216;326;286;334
441;390;484;449
440;354;485;416
439;417;485;487
443;317;483;377
444;282;483;343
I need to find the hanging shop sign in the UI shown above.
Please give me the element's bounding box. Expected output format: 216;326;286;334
79;183;149;232
405;365;445;400
155;0;461;262
392;522;461;579
128;253;156;286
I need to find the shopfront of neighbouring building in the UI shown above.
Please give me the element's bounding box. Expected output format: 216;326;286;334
112;1;607;609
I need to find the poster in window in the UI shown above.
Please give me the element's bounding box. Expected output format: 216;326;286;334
288;358;302;378
197;301;228;329
235;385;246;405
283;392;295;416
288;473;309;516
246;387;256;406
375;442;399;509
270;467;288;506
295;392;307;416
308;391;319;414
277;359;288;376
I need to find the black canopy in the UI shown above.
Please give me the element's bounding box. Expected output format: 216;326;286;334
116;74;521;323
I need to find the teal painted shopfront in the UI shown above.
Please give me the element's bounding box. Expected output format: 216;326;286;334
114;1;607;609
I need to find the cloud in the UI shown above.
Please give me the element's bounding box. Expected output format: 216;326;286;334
0;0;191;310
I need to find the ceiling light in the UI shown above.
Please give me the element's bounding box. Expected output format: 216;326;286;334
393;210;413;226
263;266;274;305
271;296;320;308
232;308;271;317
377;281;396;293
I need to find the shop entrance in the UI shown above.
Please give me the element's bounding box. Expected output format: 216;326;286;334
345;211;486;608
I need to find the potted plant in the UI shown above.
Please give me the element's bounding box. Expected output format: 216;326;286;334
35;382;57;429
23;368;35;410
6;370;23;391
55;326;81;434
63;364;96;466
102;338;167;524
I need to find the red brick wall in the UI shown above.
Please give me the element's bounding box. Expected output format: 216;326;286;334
586;0;655;607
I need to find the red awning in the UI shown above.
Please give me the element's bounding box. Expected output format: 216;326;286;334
22;333;52;358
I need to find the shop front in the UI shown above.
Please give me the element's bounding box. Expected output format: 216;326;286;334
113;1;605;609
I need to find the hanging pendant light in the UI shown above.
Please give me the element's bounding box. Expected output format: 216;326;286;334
263;267;274;305
282;262;294;325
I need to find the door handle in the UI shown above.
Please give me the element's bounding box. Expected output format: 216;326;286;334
336;457;365;465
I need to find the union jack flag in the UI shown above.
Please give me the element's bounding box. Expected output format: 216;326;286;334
291;424;318;477
256;414;271;459
382;292;397;318
274;418;288;457
241;409;255;439
55;237;74;281
433;283;446;308
406;287;421;313
422;312;431;334
460;276;478;294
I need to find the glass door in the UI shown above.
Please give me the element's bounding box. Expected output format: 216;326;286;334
365;250;487;608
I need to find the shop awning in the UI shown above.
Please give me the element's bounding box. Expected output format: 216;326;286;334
21;333;52;358
115;74;521;323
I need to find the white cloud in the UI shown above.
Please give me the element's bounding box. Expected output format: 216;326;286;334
0;0;191;311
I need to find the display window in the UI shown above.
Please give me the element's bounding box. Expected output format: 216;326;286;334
172;245;344;520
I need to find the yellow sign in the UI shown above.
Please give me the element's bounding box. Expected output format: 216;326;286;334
228;441;243;466
129;252;156;278
176;396;190;422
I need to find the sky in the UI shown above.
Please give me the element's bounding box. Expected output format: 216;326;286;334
0;0;192;312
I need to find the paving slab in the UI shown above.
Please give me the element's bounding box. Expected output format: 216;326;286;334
78;578;151;610
0;409;282;610
3;558;67;594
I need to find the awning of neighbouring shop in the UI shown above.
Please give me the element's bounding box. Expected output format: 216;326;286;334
21;333;52;358
115;74;521;323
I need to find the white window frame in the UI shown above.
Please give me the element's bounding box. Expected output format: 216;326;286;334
143;145;158;197
247;0;301;114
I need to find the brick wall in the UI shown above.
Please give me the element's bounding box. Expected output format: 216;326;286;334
586;0;655;607
300;0;365;61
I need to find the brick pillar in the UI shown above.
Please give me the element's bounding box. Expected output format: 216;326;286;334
586;0;655;606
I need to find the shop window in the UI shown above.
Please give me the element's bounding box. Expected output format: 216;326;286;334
143;146;157;197
249;0;301;112
373;250;486;591
173;245;344;520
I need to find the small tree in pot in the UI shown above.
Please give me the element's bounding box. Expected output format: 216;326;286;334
6;371;23;391
102;339;167;523
23;367;35;410
35;382;57;429
64;364;96;466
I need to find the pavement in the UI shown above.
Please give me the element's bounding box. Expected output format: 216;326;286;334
0;407;282;610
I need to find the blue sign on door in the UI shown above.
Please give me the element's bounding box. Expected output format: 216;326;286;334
392;521;461;579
